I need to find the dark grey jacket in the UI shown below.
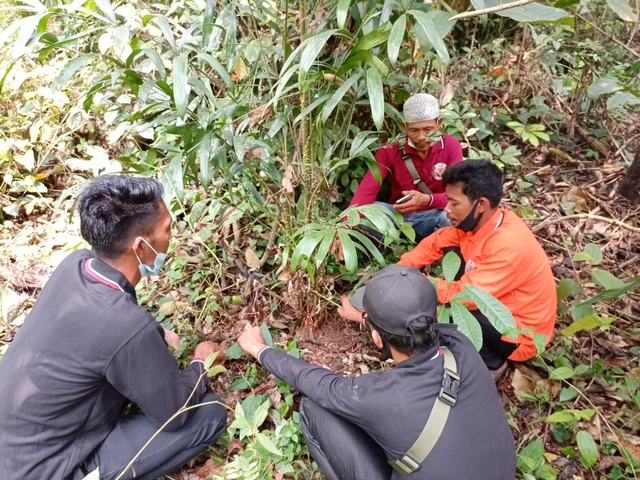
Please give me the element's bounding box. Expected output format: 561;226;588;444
0;249;206;480
258;327;516;479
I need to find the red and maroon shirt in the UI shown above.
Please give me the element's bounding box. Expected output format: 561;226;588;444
349;135;463;210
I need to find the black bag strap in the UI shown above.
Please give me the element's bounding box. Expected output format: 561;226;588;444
398;134;432;195
389;347;459;475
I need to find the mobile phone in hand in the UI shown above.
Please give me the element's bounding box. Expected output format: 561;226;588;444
395;194;413;204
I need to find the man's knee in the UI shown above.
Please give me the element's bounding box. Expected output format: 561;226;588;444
188;393;227;444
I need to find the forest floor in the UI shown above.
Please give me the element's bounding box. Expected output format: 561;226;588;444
1;146;640;480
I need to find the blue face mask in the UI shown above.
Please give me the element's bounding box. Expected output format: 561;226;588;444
133;237;167;277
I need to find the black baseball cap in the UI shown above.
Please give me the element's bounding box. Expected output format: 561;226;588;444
351;265;438;336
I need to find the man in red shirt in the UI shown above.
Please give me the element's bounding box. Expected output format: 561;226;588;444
350;93;463;241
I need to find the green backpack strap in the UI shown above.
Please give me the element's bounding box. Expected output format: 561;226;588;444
389;348;460;475
398;134;432;195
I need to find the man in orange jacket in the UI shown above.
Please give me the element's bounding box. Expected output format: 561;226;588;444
339;160;556;376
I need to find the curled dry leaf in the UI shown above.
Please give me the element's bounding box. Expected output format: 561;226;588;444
244;247;261;271
163;328;182;352
227;439;245;456
248;104;271;129
282;164;295;194
511;365;561;402
560;186;589;214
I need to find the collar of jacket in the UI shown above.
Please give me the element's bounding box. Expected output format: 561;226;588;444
465;208;506;246
83;253;138;301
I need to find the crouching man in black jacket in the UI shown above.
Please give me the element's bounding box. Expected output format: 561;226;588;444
239;264;516;480
0;176;227;480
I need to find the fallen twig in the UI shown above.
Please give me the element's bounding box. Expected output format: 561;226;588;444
450;0;537;20
531;213;640;234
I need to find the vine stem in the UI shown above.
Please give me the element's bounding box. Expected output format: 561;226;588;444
449;0;538;20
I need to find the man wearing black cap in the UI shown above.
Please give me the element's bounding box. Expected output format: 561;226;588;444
238;265;516;480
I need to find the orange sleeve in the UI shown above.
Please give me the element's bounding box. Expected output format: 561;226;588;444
398;227;462;268
436;252;517;305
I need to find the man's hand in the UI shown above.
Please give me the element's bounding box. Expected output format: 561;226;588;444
238;326;267;359
337;295;363;323
194;341;225;364
394;190;431;215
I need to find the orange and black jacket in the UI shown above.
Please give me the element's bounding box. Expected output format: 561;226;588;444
398;208;557;361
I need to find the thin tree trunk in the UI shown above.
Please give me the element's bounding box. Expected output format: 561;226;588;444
619;151;640;204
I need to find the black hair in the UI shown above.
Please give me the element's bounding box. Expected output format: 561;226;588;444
77;175;164;259
368;319;437;356
442;160;503;208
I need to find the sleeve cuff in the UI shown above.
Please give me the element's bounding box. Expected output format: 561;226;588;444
257;346;272;364
190;358;206;365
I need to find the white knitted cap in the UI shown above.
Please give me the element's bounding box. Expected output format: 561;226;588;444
403;93;439;123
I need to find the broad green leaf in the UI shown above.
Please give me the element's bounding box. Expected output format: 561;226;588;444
442;251;462;285
463;284;516;333
587;78;622;99
336;0;350;28
381;0;394;22
252;399;270;428
155;15;176;49
241;394;268;421
438;306;450;324
197;53;234;91
578;275;640;306
408;10;450;64
204;351;220;370
583;243;603;265
534;464;557;480
349;131;379;158
591;269;625;290
257;432;283;457
451;290;472;302
607;91;640;109
294;94;332;124
142;49;166;79
172;54;189;118
562;315;599;336
576;430;598;467
606;0;636;21
387;15;405;65
559;386;578;402
556;278;581;302
366;67;384;130
52;54;96;90
339;50;389;77
346;229;386;266
320;73;362;124
291;231;325;272
199;132;212;190
226;342;245;359
260;324;273;347
207;365;226;377
352;23;391;52
399;222;416;243
450;300;483;350
300;31;334;73
163;154;184;202
517;438;544;473
338;228;358;274
571;300;593;321
314;230;336;268
549;366;574;380
94;0;117;23
355;204;399;241
202;0;216;48
546;411;574;423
